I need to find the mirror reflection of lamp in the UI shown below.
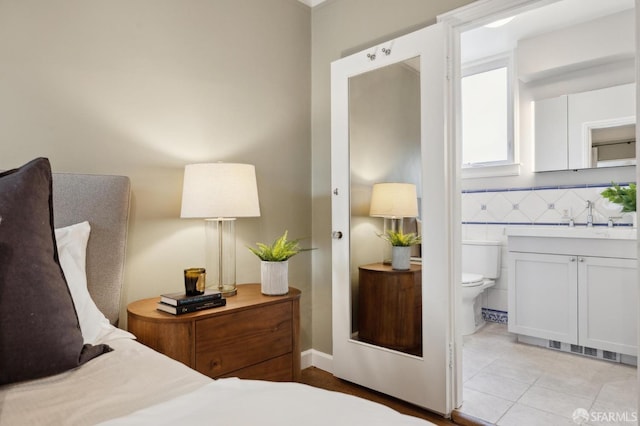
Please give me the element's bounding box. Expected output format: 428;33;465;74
369;183;418;264
180;163;261;297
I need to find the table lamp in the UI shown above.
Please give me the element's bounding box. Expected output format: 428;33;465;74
181;163;260;296
369;182;418;264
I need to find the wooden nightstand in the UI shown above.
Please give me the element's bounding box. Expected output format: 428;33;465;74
127;283;301;382
358;263;422;356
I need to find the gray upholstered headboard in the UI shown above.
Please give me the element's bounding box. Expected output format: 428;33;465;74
52;173;131;326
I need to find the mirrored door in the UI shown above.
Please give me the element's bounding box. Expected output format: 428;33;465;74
349;57;422;357
331;22;454;414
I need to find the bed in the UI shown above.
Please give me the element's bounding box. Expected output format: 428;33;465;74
0;158;435;426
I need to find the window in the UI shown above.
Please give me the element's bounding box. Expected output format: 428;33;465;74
461;57;513;168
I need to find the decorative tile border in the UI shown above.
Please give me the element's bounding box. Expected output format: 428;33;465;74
482;308;508;324
462;182;635;227
462;182;631;194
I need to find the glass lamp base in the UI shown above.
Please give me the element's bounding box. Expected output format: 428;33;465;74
205;218;238;297
219;284;237;297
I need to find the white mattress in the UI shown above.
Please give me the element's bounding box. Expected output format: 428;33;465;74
0;334;434;426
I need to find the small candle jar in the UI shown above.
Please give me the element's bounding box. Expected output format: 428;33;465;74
184;267;206;296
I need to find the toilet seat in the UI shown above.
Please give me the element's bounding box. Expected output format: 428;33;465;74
462;272;484;287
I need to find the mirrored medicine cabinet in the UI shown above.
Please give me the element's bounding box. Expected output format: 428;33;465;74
534;83;636;172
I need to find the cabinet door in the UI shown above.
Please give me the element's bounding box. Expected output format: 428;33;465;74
534;95;568;172
568;83;636;169
508;252;578;343
578;256;637;356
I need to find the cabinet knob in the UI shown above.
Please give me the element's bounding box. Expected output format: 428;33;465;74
570;257;576;262
332;231;343;239
209;359;221;372
579;257;585;262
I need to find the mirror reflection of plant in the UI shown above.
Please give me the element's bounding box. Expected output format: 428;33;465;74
248;230;314;262
601;182;636;212
379;229;421;247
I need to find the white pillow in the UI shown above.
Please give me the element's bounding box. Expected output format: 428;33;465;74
55;221;127;345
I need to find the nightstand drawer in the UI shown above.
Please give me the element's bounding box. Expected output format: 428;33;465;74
195;302;293;378
218;353;293;381
127;284;301;382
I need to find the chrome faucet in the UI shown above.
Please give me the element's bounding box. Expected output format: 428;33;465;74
586;200;594;227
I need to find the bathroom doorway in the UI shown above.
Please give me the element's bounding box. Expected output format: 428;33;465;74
441;0;638;422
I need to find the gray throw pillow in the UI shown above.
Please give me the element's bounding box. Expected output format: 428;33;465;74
0;157;111;385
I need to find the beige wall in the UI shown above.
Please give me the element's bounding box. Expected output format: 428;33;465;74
310;0;476;354
0;0;483;357
0;1;312;347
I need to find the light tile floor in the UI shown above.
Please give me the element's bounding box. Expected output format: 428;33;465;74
459;322;638;425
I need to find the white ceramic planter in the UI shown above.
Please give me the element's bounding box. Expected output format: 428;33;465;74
261;260;289;295
391;246;411;270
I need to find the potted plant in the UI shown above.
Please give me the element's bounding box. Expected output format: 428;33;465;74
248;230;313;295
601;182;636;227
379;230;421;270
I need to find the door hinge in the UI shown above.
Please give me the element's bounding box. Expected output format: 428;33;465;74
449;342;454;369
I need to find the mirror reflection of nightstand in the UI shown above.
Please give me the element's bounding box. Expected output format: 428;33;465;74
357;263;422;356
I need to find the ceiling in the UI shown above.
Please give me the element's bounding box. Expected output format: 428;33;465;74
299;0;634;63
298;0;634;38
462;0;634;63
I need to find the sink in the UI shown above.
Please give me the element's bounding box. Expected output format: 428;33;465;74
506;226;637;240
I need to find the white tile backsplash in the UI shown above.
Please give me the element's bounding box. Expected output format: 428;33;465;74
463;182;635;227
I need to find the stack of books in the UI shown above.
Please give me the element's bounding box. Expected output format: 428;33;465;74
156;289;226;315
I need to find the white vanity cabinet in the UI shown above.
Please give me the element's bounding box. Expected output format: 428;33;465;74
508;252;578;344
578;256;637;356
507;228;637;357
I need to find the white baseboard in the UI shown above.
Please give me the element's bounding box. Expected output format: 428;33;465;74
301;349;333;373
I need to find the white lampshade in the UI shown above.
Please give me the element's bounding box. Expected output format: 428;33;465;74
369;183;418;218
181;163;261;219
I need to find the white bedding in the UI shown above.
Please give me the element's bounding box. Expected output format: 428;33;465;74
1;334;434;426
100;378;433;426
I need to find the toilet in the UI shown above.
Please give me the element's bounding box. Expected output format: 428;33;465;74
461;240;501;336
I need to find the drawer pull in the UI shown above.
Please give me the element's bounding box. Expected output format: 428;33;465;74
209;359;221;370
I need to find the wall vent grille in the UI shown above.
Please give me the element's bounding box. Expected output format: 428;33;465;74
603;351;619;361
570;345;583;354
549;340;561;349
584;347;598;357
544;340;621;363
517;336;631;364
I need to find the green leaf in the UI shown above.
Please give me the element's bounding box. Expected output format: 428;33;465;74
601;182;636;212
378;230;421;247
247;230;315;261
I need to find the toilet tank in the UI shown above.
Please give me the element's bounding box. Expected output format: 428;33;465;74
462;240;501;279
